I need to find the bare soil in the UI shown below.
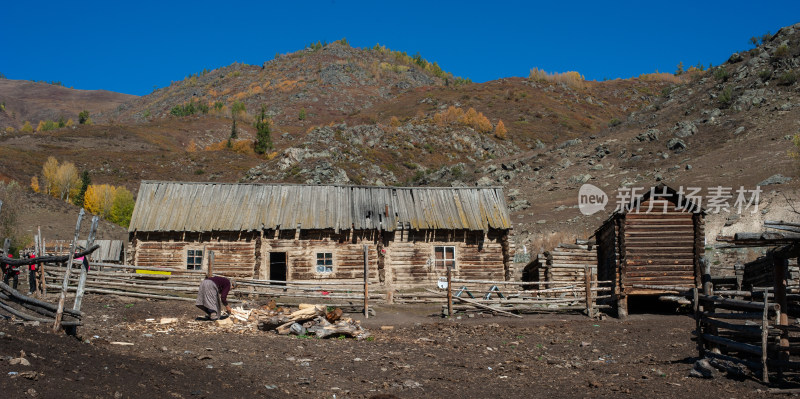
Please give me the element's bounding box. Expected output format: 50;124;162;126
0;294;774;398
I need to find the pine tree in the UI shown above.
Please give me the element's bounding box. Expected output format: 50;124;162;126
73;170;91;206
253;105;273;154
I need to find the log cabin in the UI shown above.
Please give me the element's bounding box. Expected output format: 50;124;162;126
127;181;512;289
593;184;705;318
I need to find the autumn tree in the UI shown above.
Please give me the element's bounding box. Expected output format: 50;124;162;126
494;120;507;139
30;176;39;193
41;156;60;195
253;105;273;154
109;187;135;227
54;161;80;201
21;121;33;133
84;184;117;218
0;181;28;254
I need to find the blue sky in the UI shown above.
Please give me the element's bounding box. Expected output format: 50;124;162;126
2;1;799;96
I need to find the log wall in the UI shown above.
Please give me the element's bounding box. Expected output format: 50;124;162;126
622;202;698;294
129;228;509;287
595;198;704;302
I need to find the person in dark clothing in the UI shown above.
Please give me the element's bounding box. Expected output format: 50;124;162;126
3;253;18;289
195;276;236;321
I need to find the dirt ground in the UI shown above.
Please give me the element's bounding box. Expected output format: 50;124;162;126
0;295;779;399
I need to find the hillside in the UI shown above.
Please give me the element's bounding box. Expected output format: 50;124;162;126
0;26;799;261
106;41;458;128
0;79;136;131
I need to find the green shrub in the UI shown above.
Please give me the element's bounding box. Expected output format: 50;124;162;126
170;100;198;117
298;108;306;121
718;86;733;107
758;69;772;82
775;44;790;58
213;101;224;111
608;118;622;127
231;101;246;115
78;110;90;124
778;71;797;86
713;67;729;82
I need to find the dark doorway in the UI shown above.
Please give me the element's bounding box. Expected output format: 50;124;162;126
270;252;287;285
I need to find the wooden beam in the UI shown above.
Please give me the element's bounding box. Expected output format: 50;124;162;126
53;209;84;333
73;216;99;312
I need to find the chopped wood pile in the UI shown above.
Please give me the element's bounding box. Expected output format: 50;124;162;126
255;302;370;339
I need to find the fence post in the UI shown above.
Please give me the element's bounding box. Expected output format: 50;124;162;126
584;266;593;318
774;256;789;379
762;287;770;383
206;251;215;278
693;287;704;358
363;245;369;319
53;209;84;333
38;227;46;295
73;216;99;312
447;265;453;317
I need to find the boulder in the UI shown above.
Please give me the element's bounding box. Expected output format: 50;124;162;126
758;174;792;186
636;129;661;142
673;121;697;138
667;138;687;153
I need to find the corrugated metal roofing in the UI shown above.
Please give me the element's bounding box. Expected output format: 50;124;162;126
129;181;511;233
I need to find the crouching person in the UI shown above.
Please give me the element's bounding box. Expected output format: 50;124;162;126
195;276;236;321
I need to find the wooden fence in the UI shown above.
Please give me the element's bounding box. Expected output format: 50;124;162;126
437;266;612;318
694;287;800;383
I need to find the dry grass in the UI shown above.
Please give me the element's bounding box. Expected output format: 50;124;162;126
529;68;585;89
637;72;684;84
433;106;493;133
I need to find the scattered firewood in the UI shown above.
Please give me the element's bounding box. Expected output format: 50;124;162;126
289;305;326;322
326;308;343;322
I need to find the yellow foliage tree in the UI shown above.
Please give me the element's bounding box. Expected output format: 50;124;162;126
84;184;117;218
186;139;197;153
30;176;39;193
41;156;60;195
21;121;33;133
109;187;135;228
5;127;14;134
494;120;507;140
54;161;80;201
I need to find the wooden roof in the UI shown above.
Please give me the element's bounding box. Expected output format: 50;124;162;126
128;181;511;233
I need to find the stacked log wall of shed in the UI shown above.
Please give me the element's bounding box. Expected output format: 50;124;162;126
743;255;800;289
524;243;597;283
622;201;699;293
386;229;506;287
547;243;597;282
261;229;379;282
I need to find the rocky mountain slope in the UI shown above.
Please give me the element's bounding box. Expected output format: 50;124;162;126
0;79;136;130
1;25;799;263
106;41;457;127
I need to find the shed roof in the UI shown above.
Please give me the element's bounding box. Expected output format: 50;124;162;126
128;181;511;233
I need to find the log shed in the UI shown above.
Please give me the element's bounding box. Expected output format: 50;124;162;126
593;184;705;318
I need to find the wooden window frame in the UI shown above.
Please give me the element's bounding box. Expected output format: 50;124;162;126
187;248;204;271
315;252;334;274
434;246;456;270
